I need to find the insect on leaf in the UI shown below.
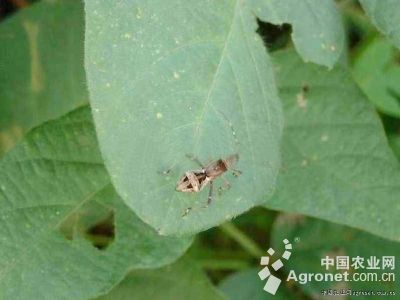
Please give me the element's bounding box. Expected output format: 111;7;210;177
85;0;283;236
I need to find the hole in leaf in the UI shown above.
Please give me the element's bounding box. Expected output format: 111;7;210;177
346;20;364;50
339;0;366;50
58;202;115;250
256;20;292;52
85;213;115;250
301;83;310;94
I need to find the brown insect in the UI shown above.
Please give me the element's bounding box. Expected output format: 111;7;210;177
176;154;241;215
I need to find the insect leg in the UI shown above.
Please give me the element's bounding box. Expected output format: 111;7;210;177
158;160;178;176
207;181;214;206
218;177;231;195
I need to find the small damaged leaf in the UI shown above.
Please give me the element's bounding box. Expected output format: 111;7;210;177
248;0;345;68
0;107;191;300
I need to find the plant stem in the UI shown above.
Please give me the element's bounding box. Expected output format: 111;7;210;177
219;222;264;258
198;258;250;270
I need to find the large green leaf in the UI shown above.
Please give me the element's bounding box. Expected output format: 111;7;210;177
96;258;226;300
360;0;400;49
0;0;87;155
248;0;345;68
353;38;400;118
266;50;400;241
219;268;297;300
85;0;283;236
0;107;191;300
272;214;399;299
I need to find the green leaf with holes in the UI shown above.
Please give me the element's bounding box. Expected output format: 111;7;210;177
265;50;400;241
96;258;226;300
85;0;283;236
0;106;191;300
0;0;87;156
272;215;399;299
353;38;400;118
360;0;400;50
247;0;345;68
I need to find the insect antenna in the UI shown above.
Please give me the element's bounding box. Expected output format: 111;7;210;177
185;153;205;168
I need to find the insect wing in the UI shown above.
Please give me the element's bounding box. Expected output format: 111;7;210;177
176;170;206;192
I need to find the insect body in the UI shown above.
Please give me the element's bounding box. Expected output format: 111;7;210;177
176;154;240;212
